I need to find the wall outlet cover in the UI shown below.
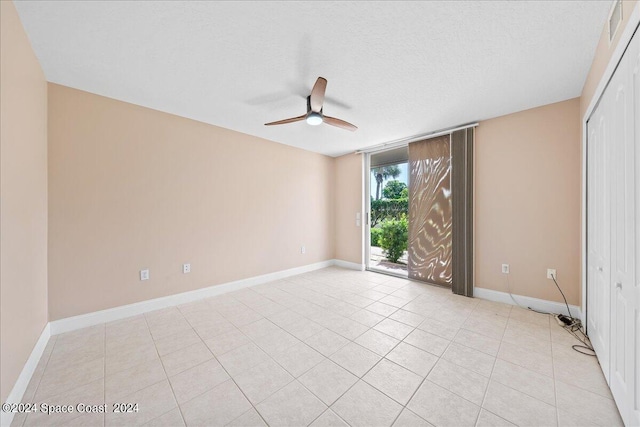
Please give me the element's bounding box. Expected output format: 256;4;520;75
140;269;149;281
502;264;510;274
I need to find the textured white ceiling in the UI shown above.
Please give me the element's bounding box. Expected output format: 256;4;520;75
14;1;610;157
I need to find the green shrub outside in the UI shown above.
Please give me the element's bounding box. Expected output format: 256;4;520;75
370;228;383;247
379;215;408;263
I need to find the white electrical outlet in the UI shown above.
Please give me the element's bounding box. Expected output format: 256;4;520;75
547;269;557;280
301;246;306;254
140;269;149;281
502;264;510;274
183;263;191;274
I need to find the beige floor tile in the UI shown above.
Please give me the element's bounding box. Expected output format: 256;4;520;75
407;380;480;427
204;328;250;356
441;342;496;377
483;380;557;427
252;329;301;356
253;301;288;318
281;318;326;340
555;381;623;426
355;329;400;356
305;329;349;356
233;359;294;404
106;329;154;355
502;328;552;354
552;346;612;398
23;270;622;427
24;378;103;427
143;408;185;426
365;301;399;317
497;341;553;377
106;380;177;426
194;318;237;341
153;328;201;356
268;309;304;327
363;359;423;405
389;309;425;327
330;342;381;377
299;359;358;405
475;409;515;426
106;341;159;375
463;315;507;340
350;309;385;327
35;357;104;401
509;308;551;327
227;408;267;426
106;315;148;338
454;329;501;356
373;285;401;295
105;358;166;401
180;380;252;426
310;409;349;427
474;300;513;318
386;342;438;377
160;341;213;377
182;310;225;329
403;329;450;356
332;380;403;427
393;409;434;427
217;342;271;376
47;335;104;370
380;295;411;308
169;359;229;404
417;317;460;341
271;341;325;377
225;309;264;327
241;318;282;340
374;318;415;340
145;307;185;326
256;381;327;427
426;359;489;405
148;319;192;341
491;359;555;405
359;289;388;301
326;317;370;340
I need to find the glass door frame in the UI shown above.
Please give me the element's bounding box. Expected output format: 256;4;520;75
363;148;410;279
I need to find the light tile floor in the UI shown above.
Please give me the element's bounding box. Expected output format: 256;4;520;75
12;267;623;427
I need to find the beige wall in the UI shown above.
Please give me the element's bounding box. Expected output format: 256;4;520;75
48;84;335;320
0;1;49;402
334;153;364;265
474;98;581;305
580;0;638;118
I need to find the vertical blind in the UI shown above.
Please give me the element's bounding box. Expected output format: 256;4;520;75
407;135;453;286
406;128;474;296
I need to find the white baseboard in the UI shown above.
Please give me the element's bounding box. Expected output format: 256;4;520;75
1;323;51;427
474;287;582;320
333;259;365;271
50;259;344;335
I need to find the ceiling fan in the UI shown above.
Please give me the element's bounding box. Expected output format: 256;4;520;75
264;77;357;132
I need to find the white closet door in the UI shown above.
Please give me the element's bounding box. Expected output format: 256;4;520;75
587;89;611;380
609;29;639;426
629;28;640;427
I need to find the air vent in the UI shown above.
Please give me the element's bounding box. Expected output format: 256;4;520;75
608;0;622;42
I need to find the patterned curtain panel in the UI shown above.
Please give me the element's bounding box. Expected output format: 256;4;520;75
407;135;452;286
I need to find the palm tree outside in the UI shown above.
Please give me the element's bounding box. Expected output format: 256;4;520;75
371;165;401;200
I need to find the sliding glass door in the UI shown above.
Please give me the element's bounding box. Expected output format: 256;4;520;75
367;148;409;277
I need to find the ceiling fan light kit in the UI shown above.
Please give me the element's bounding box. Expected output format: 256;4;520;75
265;77;357;132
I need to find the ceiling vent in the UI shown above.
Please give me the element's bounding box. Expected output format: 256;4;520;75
608;0;622;43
